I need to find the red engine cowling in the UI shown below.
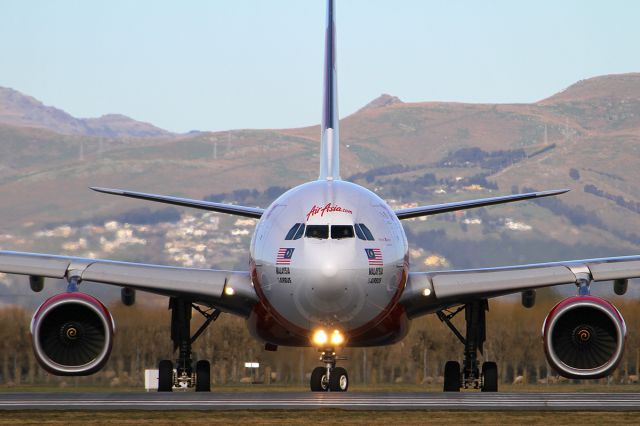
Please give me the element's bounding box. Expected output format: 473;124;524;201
543;295;626;379
31;292;115;376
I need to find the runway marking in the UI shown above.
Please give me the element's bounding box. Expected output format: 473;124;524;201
1;393;640;411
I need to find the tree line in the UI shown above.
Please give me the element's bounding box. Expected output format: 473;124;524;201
1;296;640;388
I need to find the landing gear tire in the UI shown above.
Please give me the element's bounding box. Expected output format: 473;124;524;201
438;300;496;391
158;359;174;392
481;361;498;392
443;360;461;392
195;360;211;392
330;367;349;392
310;366;328;392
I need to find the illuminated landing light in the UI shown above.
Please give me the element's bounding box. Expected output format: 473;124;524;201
312;329;328;346
311;329;346;347
330;329;345;346
422;288;432;297
224;286;235;296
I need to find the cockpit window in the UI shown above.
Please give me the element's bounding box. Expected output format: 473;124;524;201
285;223;301;240
331;225;354;239
355;223;375;241
360;224;375;241
285;223;306;240
305;225;329;239
300;224;366;240
293;223;305;240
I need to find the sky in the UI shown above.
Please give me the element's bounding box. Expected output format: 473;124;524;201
1;0;639;133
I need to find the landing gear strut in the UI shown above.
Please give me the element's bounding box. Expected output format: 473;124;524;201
438;299;498;392
310;350;349;392
157;297;220;392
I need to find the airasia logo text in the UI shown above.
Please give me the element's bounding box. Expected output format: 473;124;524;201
306;203;353;221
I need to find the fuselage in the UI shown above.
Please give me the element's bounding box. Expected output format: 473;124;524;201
248;180;410;347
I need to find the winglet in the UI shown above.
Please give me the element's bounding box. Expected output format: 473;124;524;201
533;189;570;197
91;187;125;196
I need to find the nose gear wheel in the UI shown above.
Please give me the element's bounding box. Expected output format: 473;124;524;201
309;349;349;392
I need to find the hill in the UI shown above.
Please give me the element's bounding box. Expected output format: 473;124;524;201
0;72;640;278
0;86;172;138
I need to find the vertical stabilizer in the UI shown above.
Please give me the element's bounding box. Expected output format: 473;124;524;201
319;0;340;181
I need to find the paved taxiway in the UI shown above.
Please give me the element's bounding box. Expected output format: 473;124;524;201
1;392;640;411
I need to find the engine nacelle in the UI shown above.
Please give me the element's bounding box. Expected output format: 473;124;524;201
31;292;114;376
543;295;626;379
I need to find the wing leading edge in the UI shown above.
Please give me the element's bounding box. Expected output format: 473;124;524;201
394;189;569;220
0;250;258;317
91;187;264;219
400;255;640;318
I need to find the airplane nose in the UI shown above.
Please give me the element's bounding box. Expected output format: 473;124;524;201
321;262;338;278
315;256;343;301
292;241;366;325
314;277;343;302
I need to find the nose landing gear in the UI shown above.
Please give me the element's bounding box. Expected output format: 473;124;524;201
310;350;349;392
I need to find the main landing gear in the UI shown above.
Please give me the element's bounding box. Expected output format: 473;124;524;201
437;299;498;392
158;297;220;392
310;350;349;392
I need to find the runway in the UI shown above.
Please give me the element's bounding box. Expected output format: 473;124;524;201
1;392;640;411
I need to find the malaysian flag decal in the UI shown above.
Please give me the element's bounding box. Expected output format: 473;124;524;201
277;248;295;265
365;248;383;266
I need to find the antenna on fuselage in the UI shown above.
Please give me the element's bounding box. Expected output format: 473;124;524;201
318;0;341;181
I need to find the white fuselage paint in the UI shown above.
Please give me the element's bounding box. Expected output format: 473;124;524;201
249;180;409;345
246;1;409;347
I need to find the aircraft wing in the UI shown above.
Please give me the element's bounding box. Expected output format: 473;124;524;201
394;189;568;220
400;255;640;318
91;187;264;219
0;250;258;317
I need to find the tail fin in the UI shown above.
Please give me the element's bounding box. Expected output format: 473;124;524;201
319;0;340;181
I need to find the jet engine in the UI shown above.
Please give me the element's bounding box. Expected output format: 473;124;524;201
543;295;626;379
31;292;114;376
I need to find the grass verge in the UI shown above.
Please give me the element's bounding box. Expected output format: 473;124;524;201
1;410;640;425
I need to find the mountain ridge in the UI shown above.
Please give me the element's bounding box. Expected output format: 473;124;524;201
0;86;172;138
0;72;639;246
3;73;639;138
538;72;640;105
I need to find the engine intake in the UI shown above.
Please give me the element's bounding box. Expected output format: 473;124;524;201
31;292;114;376
543;295;626;379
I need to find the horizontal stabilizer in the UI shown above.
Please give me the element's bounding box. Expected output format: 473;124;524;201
91;187;264;219
394;189;569;220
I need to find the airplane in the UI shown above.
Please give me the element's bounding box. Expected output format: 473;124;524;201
0;0;638;393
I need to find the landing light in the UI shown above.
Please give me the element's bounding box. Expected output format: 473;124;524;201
330;330;345;346
312;329;328;346
224;286;235;296
311;329;346;347
422;288;432;297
